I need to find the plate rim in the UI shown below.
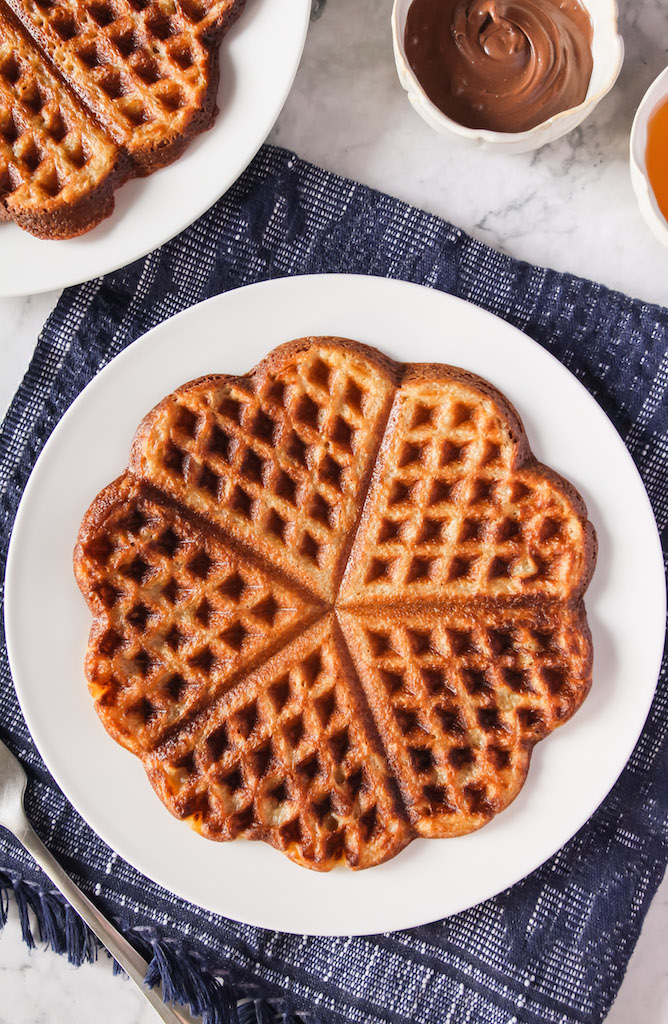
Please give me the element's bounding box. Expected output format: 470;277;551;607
0;0;311;298
5;273;666;936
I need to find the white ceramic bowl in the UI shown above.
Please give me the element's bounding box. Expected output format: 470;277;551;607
630;66;668;248
392;0;624;154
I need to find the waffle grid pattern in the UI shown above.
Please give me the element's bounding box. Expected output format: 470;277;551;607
78;479;319;756
134;344;396;601
340;378;585;603
146;616;412;869
0;15;119;210
4;0;236;154
0;0;245;233
339;606;591;838
76;340;595;870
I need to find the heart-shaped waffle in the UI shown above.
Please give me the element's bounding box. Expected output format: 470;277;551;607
75;338;596;870
129;339;397;602
340;365;592;604
76;474;323;756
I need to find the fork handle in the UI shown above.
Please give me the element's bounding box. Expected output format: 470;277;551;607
17;820;192;1024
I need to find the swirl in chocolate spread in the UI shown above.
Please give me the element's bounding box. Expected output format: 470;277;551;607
404;0;594;133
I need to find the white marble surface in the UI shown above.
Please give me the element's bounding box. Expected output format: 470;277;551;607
1;0;667;1020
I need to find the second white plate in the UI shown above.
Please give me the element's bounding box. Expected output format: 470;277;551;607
0;0;310;297
5;274;665;935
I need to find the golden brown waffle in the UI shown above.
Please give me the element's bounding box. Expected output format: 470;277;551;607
75;475;323;755
338;603;591;839
0;0;245;237
340;365;594;605
129;339;398;603
145;615;413;869
75;338;596;870
0;7;125;237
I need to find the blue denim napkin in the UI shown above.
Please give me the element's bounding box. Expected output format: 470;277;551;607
0;145;666;1024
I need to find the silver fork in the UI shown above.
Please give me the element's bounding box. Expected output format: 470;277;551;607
0;736;196;1024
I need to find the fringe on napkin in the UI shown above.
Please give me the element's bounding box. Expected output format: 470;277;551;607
0;871;311;1024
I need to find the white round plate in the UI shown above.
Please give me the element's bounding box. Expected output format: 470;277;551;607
5;275;665;936
0;0;310;298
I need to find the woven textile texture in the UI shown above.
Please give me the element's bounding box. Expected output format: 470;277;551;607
0;145;667;1024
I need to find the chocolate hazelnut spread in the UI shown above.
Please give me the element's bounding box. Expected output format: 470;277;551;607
404;0;594;133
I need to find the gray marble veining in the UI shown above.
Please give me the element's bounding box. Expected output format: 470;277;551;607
272;0;668;305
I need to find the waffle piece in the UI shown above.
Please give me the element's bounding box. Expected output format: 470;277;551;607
339;365;595;606
0;8;125;237
75;474;322;755
3;0;243;172
76;338;597;870
130;339;398;603
0;0;246;236
144;615;413;870
338;603;592;838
